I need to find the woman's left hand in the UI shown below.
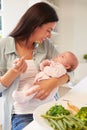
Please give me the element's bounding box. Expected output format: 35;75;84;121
26;74;68;100
26;79;55;100
34;79;56;100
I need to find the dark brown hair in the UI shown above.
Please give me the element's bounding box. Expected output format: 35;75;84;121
9;2;59;44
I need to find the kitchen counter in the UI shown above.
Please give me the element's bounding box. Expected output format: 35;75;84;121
23;76;87;130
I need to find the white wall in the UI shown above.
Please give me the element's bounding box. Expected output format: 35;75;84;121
55;0;87;61
74;0;87;60
28;0;41;7
2;0;87;61
3;0;29;36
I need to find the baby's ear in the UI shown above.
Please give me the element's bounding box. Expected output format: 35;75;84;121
65;64;70;70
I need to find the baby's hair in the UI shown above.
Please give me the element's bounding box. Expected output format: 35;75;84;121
66;51;78;72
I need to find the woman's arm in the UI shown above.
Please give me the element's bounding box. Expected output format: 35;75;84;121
0;57;27;87
26;74;69;100
0;68;20;87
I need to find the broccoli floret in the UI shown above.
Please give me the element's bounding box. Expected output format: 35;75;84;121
46;104;70;116
75;106;87;126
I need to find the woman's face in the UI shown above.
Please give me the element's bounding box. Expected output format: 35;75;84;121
31;22;57;44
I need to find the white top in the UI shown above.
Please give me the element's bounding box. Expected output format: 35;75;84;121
12;60;39;114
13;60;61;114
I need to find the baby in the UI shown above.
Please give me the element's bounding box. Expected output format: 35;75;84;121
12;51;78;103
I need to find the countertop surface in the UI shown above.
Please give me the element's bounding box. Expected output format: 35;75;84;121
23;76;87;130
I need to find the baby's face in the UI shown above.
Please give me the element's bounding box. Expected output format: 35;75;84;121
54;52;72;69
54;52;78;71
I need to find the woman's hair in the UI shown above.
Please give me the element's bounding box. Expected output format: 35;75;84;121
9;2;59;44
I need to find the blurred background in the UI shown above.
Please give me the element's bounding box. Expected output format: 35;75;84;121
0;0;87;128
0;0;87;82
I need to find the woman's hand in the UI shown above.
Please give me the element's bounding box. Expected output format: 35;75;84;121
0;57;28;87
26;74;69;100
13;57;27;74
34;79;55;100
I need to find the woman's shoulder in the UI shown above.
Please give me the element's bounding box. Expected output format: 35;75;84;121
0;36;15;48
0;36;14;44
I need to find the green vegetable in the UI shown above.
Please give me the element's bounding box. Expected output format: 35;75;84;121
83;54;87;60
41;104;87;130
46;104;70;116
75;106;87;126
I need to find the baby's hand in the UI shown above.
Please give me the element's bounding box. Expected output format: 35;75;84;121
12;57;27;73
40;59;51;70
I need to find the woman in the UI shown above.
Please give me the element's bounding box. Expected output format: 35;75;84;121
0;2;69;130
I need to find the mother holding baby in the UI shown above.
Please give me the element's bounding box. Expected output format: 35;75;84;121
0;2;75;130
